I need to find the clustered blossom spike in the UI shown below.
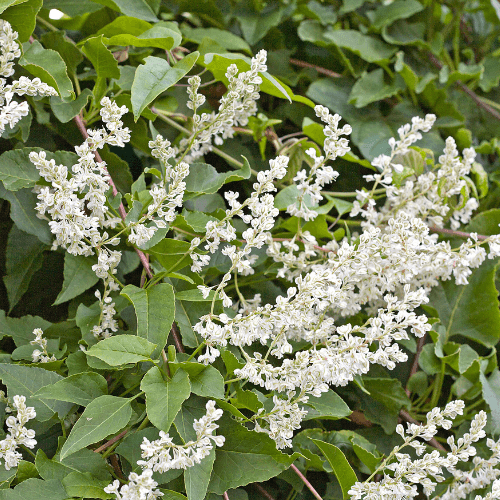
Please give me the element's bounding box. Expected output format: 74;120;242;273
30;328;56;363
348;401;494;499
180;49;267;161
287;105;351;221
137;400;225;472
104;469;163;500
128;135;189;247
0;394;36;470
0;20;58;135
29;97;129;260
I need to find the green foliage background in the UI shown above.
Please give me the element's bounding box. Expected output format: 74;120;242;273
1;1;500;499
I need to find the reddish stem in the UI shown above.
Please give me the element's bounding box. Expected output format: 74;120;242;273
399;410;446;451
109;453;125;479
289;58;342;79
73;114;154;279
290;464;323;500
429;226;488;241
94;429;128;454
405;333;428;397
428;54;500;122
253;483;276;500
170;321;185;353
223;493;230;500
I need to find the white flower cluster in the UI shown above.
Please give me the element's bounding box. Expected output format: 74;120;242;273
287;105;351;221
180;50;267;162
104;469;163;500
92;288;118;339
128;135;190;247
105;402;224;499
30;328;56;363
438;435;500;500
352;116;477;231
189;155;288;287
137;400;225;472
29;97;129;259
348;401;494;500
0;20;58;135
0;394;36;470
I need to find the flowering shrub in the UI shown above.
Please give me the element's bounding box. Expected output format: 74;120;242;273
1;3;500;500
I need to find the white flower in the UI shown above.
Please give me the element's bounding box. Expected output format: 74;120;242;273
137;400;225;473
30;328;56;363
0;395;36;470
104;469;163;500
0;21;58;135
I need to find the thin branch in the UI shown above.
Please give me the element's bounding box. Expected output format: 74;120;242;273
73;114;154;279
405;333;428;397
290;464;323;500
398;410;446;451
428;53;500;122
94;429;128;454
289;58;342;79
253;483;277;500
429;226;488;241
170;321;185;353
109;453;125;479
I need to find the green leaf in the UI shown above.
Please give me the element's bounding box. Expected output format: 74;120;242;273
60;395;132;460
83;35;120;79
33;372;108;406
174;289;219;302
96;15;153;37
0;311;51;346
0;149;39;191
62;472;114;499
480;369;500;434
360;377;410;433
176;363;225;399
366;0;424;30
19;40;74;101
1;0;42;43
86;335;157;365
131;52;199;120
0;363;73;421
479;55;500;92
90;0;158;21
429;258;500;347
121;283;175;358
235;2;290;45
149;239;193;273
208;415;298;493
185;448;215;500
141;366;191;432
182;26;251;54
102;26;182;51
303;390;351;421
323;30;397;63
311;439;357;499
0;148;78;192
53;252;99;305
41;30;84;77
0;0;28;15
0;478;68;500
185;161;251;194
36;447;110;482
352;442;381;473
4;226;47;312
51;88;93;123
349;69;405;107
